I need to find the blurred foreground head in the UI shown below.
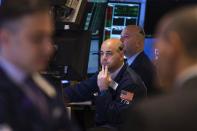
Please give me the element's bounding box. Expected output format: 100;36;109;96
155;6;197;92
0;0;54;74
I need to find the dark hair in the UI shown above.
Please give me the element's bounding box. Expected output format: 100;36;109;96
161;6;197;58
0;0;50;27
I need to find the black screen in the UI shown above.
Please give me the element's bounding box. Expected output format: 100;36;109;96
144;0;197;37
50;30;91;81
50;0;67;5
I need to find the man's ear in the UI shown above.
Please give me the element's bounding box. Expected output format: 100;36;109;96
118;49;124;60
135;36;143;48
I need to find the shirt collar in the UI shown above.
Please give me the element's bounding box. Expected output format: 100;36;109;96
175;64;197;89
110;63;124;80
0;57;57;98
126;51;142;66
0;56;27;85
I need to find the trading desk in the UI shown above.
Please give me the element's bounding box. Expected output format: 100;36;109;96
67;101;95;131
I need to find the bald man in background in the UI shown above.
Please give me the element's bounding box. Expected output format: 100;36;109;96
121;25;158;96
64;38;146;130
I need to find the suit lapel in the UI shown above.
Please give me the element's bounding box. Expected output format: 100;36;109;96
114;64;127;83
130;51;145;68
0;66;50;119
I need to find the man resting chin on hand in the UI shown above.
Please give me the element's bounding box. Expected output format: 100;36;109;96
64;38;147;130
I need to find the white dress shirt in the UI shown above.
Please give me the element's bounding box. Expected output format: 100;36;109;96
126;51;142;66
0;56;27;85
109;63;124;90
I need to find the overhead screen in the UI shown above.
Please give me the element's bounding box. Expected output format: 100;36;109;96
144;0;197;37
103;2;141;40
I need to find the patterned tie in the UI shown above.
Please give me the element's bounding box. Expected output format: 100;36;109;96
23;76;49;119
124;58;128;65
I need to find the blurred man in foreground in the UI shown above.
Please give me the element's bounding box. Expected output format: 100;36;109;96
0;0;77;130
122;6;197;131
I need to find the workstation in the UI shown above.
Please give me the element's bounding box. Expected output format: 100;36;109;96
1;0;197;131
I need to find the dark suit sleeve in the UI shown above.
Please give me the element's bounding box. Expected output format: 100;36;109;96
64;74;99;102
122;107;147;131
0;92;7;122
95;82;142;125
0;86;12;128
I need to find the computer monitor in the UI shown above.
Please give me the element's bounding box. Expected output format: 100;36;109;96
103;2;141;40
144;38;156;60
87;39;99;74
144;0;197;37
50;30;91;81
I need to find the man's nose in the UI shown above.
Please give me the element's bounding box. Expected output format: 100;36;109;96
102;55;107;60
101;54;108;61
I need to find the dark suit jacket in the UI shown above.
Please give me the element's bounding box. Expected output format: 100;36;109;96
122;76;197;131
0;67;78;131
129;51;158;95
64;64;147;128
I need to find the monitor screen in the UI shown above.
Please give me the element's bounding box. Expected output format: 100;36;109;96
144;0;197;37
88;0;107;2
144;38;156;60
50;30;91;81
103;2;141;40
82;2;107;35
87;39;99;74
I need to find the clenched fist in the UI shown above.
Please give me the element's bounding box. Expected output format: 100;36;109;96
97;65;112;91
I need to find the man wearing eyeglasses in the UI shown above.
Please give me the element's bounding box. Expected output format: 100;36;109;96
0;0;79;130
120;25;158;96
64;38;147;130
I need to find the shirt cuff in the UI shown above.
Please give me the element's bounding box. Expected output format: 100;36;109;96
109;80;118;90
